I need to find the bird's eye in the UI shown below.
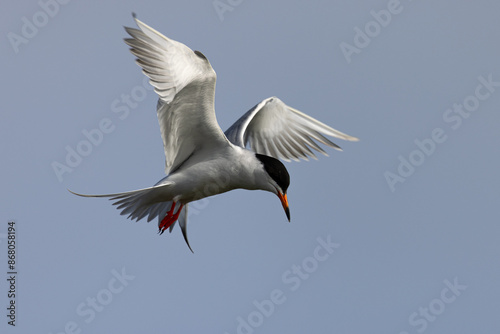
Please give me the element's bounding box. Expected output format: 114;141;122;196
194;50;207;60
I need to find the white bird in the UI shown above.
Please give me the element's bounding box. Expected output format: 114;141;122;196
70;16;358;252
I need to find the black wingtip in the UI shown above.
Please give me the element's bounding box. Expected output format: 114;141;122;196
132;12;137;19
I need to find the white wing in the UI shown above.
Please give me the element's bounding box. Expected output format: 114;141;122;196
225;97;358;162
124;17;228;175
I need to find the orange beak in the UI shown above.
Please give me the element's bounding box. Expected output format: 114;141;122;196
277;192;290;222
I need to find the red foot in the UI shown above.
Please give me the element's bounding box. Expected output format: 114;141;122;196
159;202;184;235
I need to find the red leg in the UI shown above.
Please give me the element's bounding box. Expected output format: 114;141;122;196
158;202;184;235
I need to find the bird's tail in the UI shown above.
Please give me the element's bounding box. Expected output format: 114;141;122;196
68;182;175;223
157;201;192;252
69;181;193;251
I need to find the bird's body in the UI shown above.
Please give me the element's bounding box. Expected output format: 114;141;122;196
149;145;274;204
70;16;358;251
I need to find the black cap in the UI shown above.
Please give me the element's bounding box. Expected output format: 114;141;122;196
255;154;290;193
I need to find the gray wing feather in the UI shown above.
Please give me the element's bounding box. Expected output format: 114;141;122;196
124;17;227;175
225;97;358;162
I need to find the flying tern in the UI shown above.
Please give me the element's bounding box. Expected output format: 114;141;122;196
71;16;358;251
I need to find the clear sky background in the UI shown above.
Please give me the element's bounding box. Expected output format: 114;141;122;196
1;0;499;333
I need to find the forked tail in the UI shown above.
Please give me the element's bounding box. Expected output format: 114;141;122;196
68;182;194;252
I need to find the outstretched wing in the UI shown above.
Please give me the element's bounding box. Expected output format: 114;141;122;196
225;97;358;162
124;17;228;175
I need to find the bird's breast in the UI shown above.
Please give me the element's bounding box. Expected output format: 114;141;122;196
168;151;261;203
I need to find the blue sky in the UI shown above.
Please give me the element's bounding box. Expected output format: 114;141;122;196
1;0;499;333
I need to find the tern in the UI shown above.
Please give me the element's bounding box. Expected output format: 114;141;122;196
71;16;358;251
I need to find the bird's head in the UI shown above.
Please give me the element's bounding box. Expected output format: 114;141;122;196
255;153;290;221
